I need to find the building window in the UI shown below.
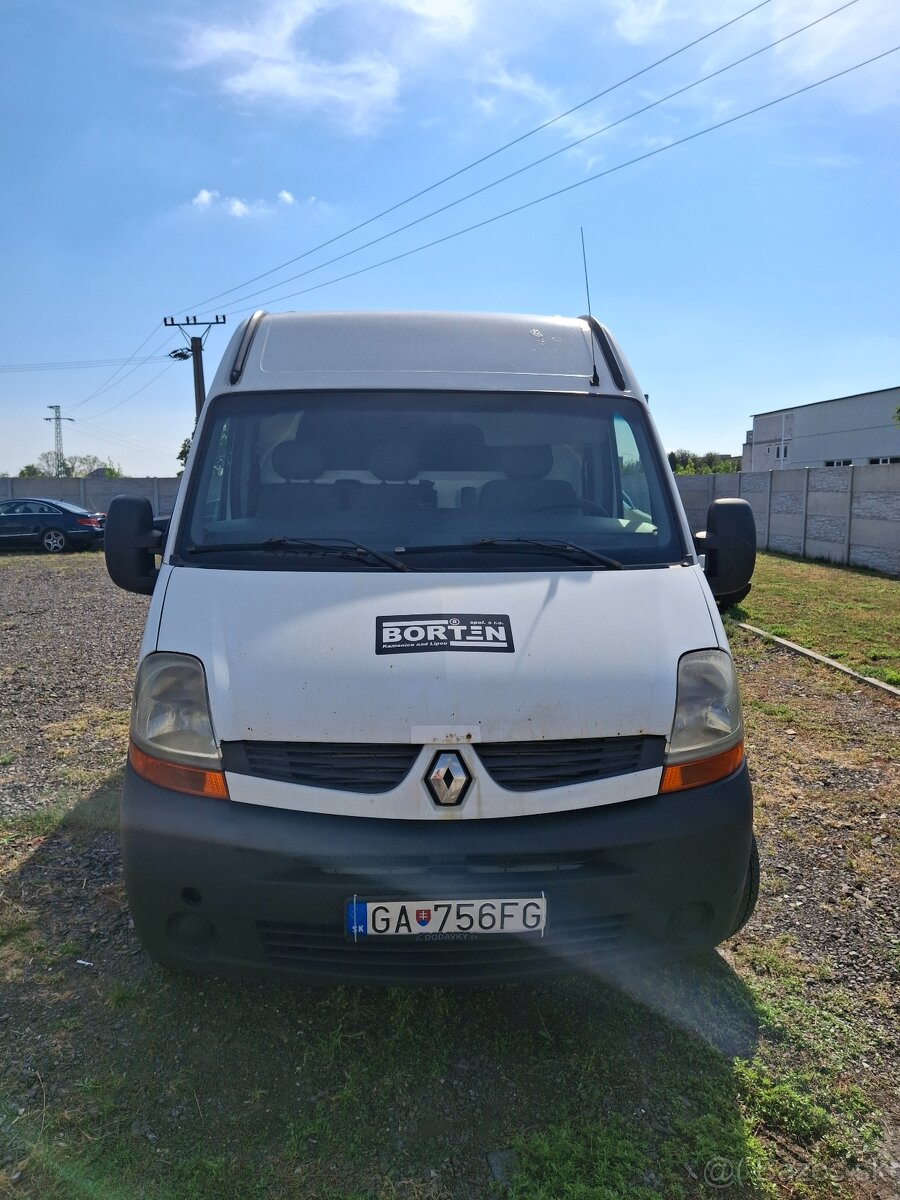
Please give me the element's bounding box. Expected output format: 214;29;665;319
825;459;852;467
775;446;780;459
783;446;788;459
868;456;900;465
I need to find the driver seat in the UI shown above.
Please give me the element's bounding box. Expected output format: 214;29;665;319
479;445;577;512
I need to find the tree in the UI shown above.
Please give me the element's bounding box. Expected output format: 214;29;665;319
177;437;192;469
68;454;122;478
19;452;64;478
18;452;121;478
666;449;739;475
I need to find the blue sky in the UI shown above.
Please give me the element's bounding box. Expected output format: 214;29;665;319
2;0;898;477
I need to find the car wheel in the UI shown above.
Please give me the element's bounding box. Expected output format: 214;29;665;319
727;836;759;938
41;528;68;554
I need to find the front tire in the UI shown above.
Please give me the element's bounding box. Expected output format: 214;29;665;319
727;836;759;937
41;528;68;554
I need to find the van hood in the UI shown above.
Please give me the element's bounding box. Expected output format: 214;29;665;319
153;564;720;745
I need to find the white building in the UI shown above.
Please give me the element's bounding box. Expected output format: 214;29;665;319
742;386;900;471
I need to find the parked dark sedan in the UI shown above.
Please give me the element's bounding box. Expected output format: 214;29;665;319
0;497;105;553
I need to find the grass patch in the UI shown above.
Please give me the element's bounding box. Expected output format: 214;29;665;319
727;553;899;683
43;707;131;751
0;803;70;842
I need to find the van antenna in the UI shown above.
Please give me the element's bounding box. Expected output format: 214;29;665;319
581;227;600;387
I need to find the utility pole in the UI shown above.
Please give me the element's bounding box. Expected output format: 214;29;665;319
164;316;226;417
44;405;74;477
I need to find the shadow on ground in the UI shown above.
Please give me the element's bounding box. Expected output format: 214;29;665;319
1;779;765;1200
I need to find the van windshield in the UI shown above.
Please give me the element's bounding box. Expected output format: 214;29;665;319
175;391;685;570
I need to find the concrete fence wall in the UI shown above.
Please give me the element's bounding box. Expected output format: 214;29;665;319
0;476;182;517
675;464;900;577
4;465;898;576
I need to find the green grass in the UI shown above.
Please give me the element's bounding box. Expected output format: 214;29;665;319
0;554;895;1199
1;948;889;1200
727;553;900;685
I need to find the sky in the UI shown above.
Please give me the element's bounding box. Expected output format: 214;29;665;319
2;0;899;478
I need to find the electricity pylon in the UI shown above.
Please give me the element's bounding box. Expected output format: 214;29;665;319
44;405;74;477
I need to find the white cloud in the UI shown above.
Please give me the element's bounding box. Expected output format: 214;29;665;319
606;0;900;112
191;188;219;208
187;188;329;219
174;0;519;134
173;0;900;146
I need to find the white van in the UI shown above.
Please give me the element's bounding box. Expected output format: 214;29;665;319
105;311;758;983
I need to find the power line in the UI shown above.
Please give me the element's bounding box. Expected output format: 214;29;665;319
82;361;176;420
224;45;898;314
0;355;172;374
67;328;176;415
180;0;777;314
69;418;175;459
211;0;861;318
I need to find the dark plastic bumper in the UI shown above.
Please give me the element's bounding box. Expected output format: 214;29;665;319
121;762;754;984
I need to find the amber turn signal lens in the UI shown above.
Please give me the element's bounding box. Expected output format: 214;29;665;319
659;742;744;794
128;741;229;800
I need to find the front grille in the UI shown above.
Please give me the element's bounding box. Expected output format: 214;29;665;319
222;735;665;795
221;741;420;794
474;736;665;791
256;913;629;973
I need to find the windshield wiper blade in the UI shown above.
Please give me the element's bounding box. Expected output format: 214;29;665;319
394;539;622;569
479;538;623;569
184;537;410;571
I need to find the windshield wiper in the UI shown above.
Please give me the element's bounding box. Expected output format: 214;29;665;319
184;537;410;571
395;538;622;569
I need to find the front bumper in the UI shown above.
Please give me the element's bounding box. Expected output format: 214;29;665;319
121;762;753;984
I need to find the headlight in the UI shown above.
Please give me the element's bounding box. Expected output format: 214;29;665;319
129;653;228;798
660;649;744;793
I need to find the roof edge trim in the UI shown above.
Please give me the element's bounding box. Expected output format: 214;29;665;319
230;310;267;385
581;316;627;392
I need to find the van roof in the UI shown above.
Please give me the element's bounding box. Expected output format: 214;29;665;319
208;311;642;399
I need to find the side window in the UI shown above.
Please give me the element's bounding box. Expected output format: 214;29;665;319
613;414;652;518
194;417;232;526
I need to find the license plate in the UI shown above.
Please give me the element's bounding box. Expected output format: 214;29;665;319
345;896;546;939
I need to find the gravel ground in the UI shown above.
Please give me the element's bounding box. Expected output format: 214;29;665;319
0;551;148;821
0;552;898;1198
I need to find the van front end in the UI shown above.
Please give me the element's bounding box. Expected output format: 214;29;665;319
121;560;755;984
121;756;753;984
106;312;758;983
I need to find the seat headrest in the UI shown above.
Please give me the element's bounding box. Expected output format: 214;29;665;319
272;439;326;481
501;445;554;480
370;441;420;482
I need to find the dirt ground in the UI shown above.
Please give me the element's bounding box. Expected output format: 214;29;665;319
0;553;897;1198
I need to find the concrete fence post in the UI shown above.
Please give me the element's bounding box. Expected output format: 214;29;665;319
844;465;855;566
765;471;773;551
800;468;810;558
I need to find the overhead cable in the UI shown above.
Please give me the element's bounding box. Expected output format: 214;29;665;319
0;355;171;374
179;0;777;313
225;45;898;313
211;0;861;317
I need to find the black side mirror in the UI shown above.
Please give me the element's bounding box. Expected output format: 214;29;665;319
104;495;163;595
696;498;756;610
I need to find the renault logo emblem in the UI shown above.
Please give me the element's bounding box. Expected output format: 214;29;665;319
425;751;472;807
